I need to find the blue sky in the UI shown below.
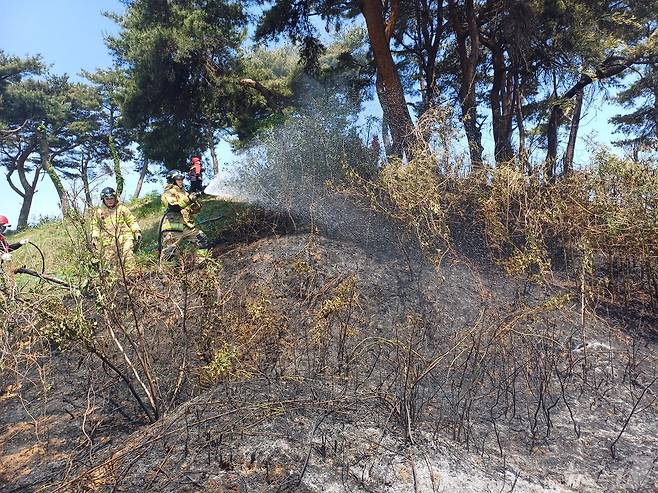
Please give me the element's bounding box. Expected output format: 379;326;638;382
1;0;129;224
0;0;241;226
0;1;627;226
0;0;122;80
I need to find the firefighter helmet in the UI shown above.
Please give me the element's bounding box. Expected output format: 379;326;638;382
166;170;185;184
100;187;117;200
0;215;10;234
100;187;118;208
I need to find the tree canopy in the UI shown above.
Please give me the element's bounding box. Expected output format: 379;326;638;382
1;1;658;226
106;0;249;166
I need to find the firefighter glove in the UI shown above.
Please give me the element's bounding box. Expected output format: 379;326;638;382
1;253;12;262
196;231;210;249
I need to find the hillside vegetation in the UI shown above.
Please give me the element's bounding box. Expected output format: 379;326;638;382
2;0;658;490
5;194;253;278
1;129;657;491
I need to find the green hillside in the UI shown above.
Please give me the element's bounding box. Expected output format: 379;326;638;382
5;193;252;281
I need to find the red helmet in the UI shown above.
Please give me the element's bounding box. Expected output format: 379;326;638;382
0;215;10;227
191;156;200;163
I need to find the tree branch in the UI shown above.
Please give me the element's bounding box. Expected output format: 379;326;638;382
0;120;29;139
239;78;284;115
384;0;399;41
5;170;26;198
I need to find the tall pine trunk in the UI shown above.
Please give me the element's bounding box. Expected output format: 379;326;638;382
6;140;39;230
37;128;70;217
545;34;656;178
546;100;561;180
133;159;149;199
360;0;415;158
563;88;583;176
81;153;93;207
515;74;529;173
16;168;41;230
448;0;483;168
207;128;220;176
17;189;36;230
108;135;125;197
653;69;658;141
487;41;515;164
412;0;444;115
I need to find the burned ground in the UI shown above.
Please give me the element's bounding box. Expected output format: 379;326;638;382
1;229;657;492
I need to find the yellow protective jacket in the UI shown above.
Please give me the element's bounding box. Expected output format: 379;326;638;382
91;203;141;246
161;184;201;230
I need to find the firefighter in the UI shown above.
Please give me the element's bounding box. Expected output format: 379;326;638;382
160;170;209;264
0;215;29;263
189;156;204;194
91;187;142;274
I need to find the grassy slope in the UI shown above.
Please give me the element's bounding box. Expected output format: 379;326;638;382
5;192;250;277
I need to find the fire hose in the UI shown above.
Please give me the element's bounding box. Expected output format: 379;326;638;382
7;241;77;291
157;207;223;260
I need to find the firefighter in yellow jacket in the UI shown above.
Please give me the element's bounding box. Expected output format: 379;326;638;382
91;187;142;273
159;170;209;263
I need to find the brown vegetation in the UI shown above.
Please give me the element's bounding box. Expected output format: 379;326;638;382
1;112;657;491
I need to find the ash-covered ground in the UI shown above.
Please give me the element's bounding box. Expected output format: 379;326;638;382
1;230;657;492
